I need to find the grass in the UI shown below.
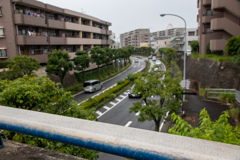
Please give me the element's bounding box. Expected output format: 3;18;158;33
191;53;233;62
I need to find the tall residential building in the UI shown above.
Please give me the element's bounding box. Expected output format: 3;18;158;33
0;0;112;63
197;0;240;55
151;28;185;37
120;29;150;48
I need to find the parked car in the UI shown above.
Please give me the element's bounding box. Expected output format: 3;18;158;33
84;80;102;93
128;84;142;98
152;56;156;61
148;56;152;59
134;59;139;63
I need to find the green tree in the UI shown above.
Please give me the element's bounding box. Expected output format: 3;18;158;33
169;108;240;146
73;50;91;83
0;75;98;159
225;35;240;56
90;46;106;78
104;47;114;74
163;48;178;63
45;50;73;85
129;66;183;131
190;41;199;54
206;42;212;54
1;55;40;80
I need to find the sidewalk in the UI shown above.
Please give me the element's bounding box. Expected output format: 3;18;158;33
182;95;229;127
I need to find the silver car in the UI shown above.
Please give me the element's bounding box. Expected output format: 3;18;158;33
84;80;102;93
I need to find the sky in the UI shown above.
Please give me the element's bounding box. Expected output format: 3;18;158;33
37;0;198;39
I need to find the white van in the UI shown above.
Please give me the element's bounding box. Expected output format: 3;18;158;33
152;56;156;61
84;80;102;93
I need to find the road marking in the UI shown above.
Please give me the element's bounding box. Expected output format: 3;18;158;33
96;111;103;116
123;92;128;95
110;102;116;105
120;95;126;98
135;111;140;116
125;121;132;127
115;98;121;102
103;106;111;110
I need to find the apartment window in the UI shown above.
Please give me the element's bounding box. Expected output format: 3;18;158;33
188;31;195;36
188;41;191;45
0;7;2;15
0;49;7;57
206;9;213;16
0;28;4;36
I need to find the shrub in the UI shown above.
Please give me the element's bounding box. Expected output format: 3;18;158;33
117;79;125;85
219;93;235;104
126;74;135;82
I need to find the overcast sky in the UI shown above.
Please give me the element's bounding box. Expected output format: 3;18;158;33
37;0;198;38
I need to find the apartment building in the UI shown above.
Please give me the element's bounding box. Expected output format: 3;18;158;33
186;28;198;52
0;0;112;63
120;29;150;48
151;28;185;37
197;0;240;55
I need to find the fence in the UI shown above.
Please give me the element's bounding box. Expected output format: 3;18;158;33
1;105;240;160
235;90;240;103
205;88;236;99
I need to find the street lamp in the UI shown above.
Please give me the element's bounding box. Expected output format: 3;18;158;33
160;13;187;101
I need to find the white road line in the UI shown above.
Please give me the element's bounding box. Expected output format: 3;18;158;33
96;111;103;116
125;121;132;127
135;111;140;116
120;95;126;98
97;94;128;119
103;106;111;110
123;92;128;95
115;98;121;102
110;102;116;105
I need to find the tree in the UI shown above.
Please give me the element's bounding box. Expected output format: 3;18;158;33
206;42;212;54
189;41;199;54
129;66;183;131
73;50;91;83
104;47;114;74
45;50;73;85
0;75;98;159
169;108;240;146
90;46;106;78
1;55;40;80
225;35;240;56
163;48;178;63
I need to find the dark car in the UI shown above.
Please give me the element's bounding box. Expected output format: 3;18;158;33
128;84;142;98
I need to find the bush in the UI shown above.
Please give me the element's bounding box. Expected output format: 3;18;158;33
117;79;125;85
126;74;135;82
219;93;235;104
0;61;10;69
80;80;130;109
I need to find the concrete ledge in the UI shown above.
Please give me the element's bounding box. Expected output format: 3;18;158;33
0;139;85;160
0;106;240;160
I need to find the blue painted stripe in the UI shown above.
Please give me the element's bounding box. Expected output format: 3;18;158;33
0;122;178;160
0;135;3;149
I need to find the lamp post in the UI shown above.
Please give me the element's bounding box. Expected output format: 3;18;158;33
160;14;187;101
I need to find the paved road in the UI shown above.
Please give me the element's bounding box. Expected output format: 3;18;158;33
73;57;146;103
97;58;166;160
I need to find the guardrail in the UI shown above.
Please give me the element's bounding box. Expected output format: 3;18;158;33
1;105;240;160
205;88;236;99
236;90;240;103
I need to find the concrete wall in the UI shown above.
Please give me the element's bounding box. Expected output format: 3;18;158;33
177;56;240;90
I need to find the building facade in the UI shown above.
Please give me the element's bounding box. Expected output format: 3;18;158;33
151;28;185;37
0;0;112;63
186;28;198;53
197;0;240;55
120;29;150;48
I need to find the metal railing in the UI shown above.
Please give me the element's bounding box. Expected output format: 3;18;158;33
1;105;240;160
205;88;236;99
235;90;240;103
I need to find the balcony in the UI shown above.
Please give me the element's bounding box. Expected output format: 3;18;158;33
49;37;66;45
202;15;213;24
211;18;240;36
212;0;240;16
210;39;227;51
202;0;211;6
27;53;48;64
14;14;47;27
66;38;102;45
16;35;48;45
12;0;45;8
47;19;65;29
